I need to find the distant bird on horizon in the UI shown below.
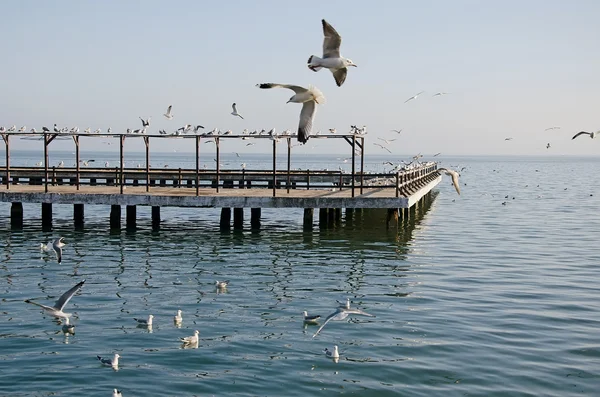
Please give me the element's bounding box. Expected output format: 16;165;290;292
256;83;325;144
544;126;560;131
572;130;598;140
391;129;403;134
307;19;357;87
433;152;441;157
231;103;244;119
373;143;392;154
164;105;174;120
433;92;450;97
404;91;425;103
546;143;551;149
438;168;461;195
377;137;396;145
505;137;513;141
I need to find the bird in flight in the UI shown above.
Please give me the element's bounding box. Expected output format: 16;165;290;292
438;168;461;195
405;91;425;103
391;129;403;134
373;143;392;153
432;92;450;96
544;126;560;131
24;279;86;318
164;105;174;120
307;19;357;87
257;83;325;144
140;117;151;127
572;130;598;140
231;103;244;119
313;305;375;337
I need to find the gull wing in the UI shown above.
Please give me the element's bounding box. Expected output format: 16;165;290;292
166;105;172;114
53;280;85;311
332;67;347;87
313;308;348;337
571;131;590;140
322;19;342;59
257;83;307;95
298;101;316;144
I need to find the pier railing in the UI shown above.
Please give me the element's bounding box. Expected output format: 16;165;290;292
0;132;439;198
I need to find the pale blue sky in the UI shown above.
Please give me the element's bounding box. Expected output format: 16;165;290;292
1;0;599;156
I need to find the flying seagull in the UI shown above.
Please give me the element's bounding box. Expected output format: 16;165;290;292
373;143;392;153
140;117;151;128
231;103;244;119
391;129;403;134
572;130;598;140
544;126;560;131
164;105;174;120
25;279;86;318
52;237;66;263
307;19;357;87
433;92;450;96
313;306;375;337
438;167;461;195
256;83;325;144
405;91;425;103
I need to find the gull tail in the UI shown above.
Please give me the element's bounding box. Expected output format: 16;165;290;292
308;85;326;105
307;55;323;71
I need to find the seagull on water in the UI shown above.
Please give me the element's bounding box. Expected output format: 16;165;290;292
24;279;85;318
97;353;120;368
313;304;375;337
180;330;200;345
164;105;174;120
324;345;340;359
231;103;244;119
52;237;66;263
113;389;122;397
257;83;325;144
307;19;357;87
303;311;321;325
572;130;598;140
62;317;75;335
174;310;183;325
215;280;229;289
405;91;425;103
133;314;153;326
437;167;461;195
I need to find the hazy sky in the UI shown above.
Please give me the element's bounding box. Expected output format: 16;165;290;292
1;0;599;157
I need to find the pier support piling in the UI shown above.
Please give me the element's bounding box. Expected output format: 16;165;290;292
11;202;23;229
233;208;244;229
41;203;52;229
303;208;314;229
386;208;399;229
250;208;261;229
152;206;160;230
74;204;84;229
126;205;136;230
110;205;121;230
220;208;231;229
319;208;329;227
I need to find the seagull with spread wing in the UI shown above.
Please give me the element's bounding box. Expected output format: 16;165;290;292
572;130;598;140
231;103;244;119
256;83;325;144
25;279;86;318
438;167;461;195
307;19;357;87
164;105;174;120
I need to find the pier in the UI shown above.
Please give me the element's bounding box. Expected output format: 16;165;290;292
0;132;441;230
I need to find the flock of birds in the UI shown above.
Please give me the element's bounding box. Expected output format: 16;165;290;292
503;126;599;150
27;236;378;396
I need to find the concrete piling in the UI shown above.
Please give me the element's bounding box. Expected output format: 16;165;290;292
303;208;314;229
250;208;261;229
74;203;84;229
41;203;52;229
152;206;160;229
220;208;231;229
110;205;121;230
126;205;136;230
233;208;244;229
11;202;23;229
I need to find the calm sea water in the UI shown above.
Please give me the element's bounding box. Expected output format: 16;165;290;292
1;151;599;396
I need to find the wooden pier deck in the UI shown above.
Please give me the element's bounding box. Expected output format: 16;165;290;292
0;131;442;229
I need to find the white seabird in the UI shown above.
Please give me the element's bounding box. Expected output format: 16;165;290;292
405;91;425;103
437;167;461;195
113;389;122;397
307;19;357;87
52;237;66;263
256;83;325;144
174;309;183;325
215;280;229;289
231;103;244;119
133;314;154;326
324;345;340;359
313;305;375;337
62;317;75;335
303;311;321;325
180;330;200;345
140;117;151;128
373;143;392;154
572;130;598;140
164;105;174;120
97;353;120;368
25;279;86;318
